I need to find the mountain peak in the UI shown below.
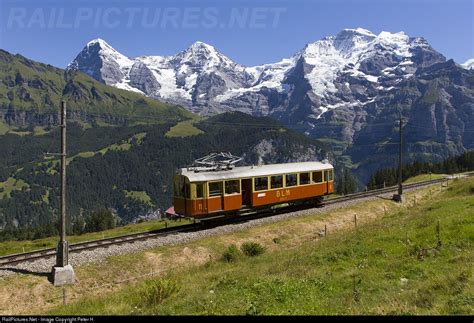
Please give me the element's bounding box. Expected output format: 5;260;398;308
462;58;474;70
84;38;125;57
67;37;133;84
173;40;231;68
87;38;108;47
331;28;376;54
341;28;376;37
187;41;217;53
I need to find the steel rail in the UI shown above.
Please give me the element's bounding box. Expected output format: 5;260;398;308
0;175;466;267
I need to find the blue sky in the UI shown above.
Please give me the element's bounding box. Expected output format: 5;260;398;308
0;0;472;68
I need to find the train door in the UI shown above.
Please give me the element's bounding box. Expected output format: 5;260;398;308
208;181;224;211
325;170;330;194
325;169;334;194
241;178;252;207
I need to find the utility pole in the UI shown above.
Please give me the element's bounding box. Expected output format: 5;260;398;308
51;101;75;286
393;114;404;203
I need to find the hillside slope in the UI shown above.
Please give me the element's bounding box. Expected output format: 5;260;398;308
52;177;473;315
0;49;331;237
0;177;470;315
0;112;328;237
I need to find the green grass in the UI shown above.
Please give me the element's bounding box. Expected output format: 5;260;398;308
98;132;147;154
32;126;49;136
0;122;11;135
8;130;31;136
0;218;193;257
75;151;96;158
98;142;131;154
48;178;474;315
124;190;153;205
404;173;447;184
165;120;204;138
0;177;29;199
52;132;148;167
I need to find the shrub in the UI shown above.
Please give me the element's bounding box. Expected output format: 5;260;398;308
141;279;179;306
415;288;435;309
240;242;265;257
84;209;115;233
222;244;241;262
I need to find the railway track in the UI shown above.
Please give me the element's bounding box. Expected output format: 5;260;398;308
0;176;462;267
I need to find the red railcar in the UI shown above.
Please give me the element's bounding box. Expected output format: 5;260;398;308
173;161;334;218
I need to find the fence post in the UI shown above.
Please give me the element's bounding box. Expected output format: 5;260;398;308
384;205;386;216
354;214;357;229
436;219;442;248
405;232;408;254
62;288;67;305
324;225;327;237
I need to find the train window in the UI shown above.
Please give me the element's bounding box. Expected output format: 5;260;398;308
225;180;240;194
185;183;191;199
271;175;283;189
196;183;205;198
286;174;297;187
254;177;268;191
312;171;323;183
326;169;334;181
300;172;310;185
209;182;223;197
173;177;184;197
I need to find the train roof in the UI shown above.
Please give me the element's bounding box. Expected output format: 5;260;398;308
178;161;333;182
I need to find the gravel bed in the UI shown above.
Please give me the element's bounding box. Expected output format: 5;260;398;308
0;186;427;279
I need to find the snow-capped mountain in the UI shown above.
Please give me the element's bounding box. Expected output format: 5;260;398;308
67;38;134;86
462;58;474;70
68;28;445;118
68;39;257;114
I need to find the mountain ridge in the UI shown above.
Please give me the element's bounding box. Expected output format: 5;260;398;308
67;28;448;118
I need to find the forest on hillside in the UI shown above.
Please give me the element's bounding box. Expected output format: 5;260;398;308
367;151;474;189
0;112;328;241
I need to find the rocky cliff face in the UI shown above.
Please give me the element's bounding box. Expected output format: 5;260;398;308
339;60;474;181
